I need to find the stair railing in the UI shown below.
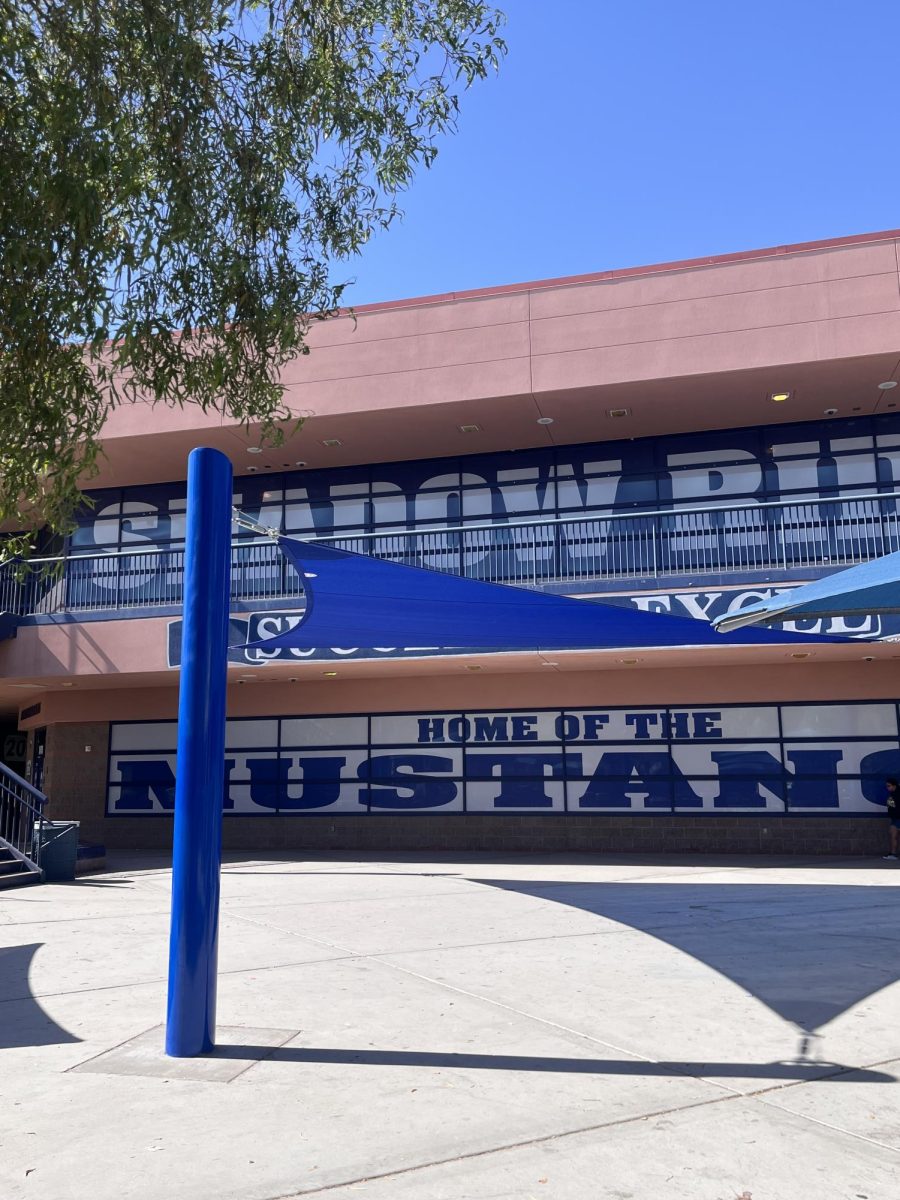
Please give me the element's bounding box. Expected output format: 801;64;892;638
0;761;47;876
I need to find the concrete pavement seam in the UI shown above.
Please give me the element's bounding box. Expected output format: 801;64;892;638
0;884;483;928
262;1057;893;1200
363;958;899;1107
205;907;896;1100
61;1023;160;1073
222;1028;302;1083
750;1085;900;1156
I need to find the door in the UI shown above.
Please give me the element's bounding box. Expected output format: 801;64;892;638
30;728;47;793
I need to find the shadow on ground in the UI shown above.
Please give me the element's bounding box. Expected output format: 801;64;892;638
473;879;900;1036
0;944;81;1049
6;866;900;1083
213;1043;894;1082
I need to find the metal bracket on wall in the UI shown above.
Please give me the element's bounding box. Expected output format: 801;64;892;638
232;508;281;540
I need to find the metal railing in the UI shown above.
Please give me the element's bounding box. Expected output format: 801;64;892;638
0;762;46;875
2;490;899;619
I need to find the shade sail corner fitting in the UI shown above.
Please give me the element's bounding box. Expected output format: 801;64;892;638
713;549;900;634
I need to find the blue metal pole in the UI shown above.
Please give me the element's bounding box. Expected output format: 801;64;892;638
165;447;233;1057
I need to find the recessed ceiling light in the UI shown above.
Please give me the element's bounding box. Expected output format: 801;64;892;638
295;461;307;467
321;438;342;447
790;652;811;660
288;677;298;683
878;381;898;390
618;657;641;665
247;446;263;454
465;664;483;671
769;391;791;403
323;670;338;677
458;424;481;434
61;681;74;687
536;417;554;425
607;408;630;418
246;465;259;473
542;661;559;667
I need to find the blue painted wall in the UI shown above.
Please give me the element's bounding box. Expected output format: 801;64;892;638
74;413;900;551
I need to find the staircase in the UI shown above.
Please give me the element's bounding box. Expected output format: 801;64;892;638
0;843;41;889
0;761;46;890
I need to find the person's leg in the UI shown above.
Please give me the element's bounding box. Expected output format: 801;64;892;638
883;822;898;858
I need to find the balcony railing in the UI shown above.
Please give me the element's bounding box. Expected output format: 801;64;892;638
2;491;900;619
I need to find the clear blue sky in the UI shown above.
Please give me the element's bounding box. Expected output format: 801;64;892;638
343;0;900;305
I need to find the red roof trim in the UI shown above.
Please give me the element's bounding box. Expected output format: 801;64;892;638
351;228;900;316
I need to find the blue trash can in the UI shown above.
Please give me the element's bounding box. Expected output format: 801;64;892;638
39;821;80;882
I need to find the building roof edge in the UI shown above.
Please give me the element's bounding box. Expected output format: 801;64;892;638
350;228;900;316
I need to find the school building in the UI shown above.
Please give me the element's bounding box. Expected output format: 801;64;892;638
4;229;900;855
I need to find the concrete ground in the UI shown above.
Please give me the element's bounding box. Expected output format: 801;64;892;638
2;853;900;1200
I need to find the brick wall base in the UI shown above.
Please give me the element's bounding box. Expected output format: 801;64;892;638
91;813;888;857
42;723;110;827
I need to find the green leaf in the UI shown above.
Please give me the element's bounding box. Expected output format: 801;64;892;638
0;0;506;557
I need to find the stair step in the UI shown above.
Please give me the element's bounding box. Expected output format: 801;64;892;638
0;858;29;875
0;867;41;890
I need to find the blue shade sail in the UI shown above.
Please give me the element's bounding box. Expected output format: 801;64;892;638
714;551;900;633
245;538;845;652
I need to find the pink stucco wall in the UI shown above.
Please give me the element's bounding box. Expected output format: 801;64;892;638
4;603;898;732
15;657;900;731
88;232;900;487
6;230;900;733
